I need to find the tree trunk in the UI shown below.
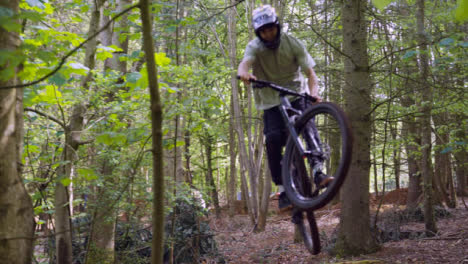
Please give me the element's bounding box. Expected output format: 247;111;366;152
203;135;220;217
256;162;271;232
55;104;86;263
0;1;34;261
85;1;128;262
84;134;121;263
397;2;422;210
334;0;379;256
416;0;437;236
433;113;455;207
390;122;401;189
109;0;130;72
329;10;343;204
85;160;116;264
253;123;266;231
228;99;238;217
227;0;256;224
140;0;165;263
55;1;105;261
453;115;467;197
402;102;421;209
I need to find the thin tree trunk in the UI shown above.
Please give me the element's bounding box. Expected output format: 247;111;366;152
203;135;221;217
416;0;437;236
433;113;453;207
453;115;467;197
257;162;271;232
227;0;256;224
140;0;165;262
372;119;379;196
55;104;86;263
253;124;266;231
390;123;400;189
398;2;422;210
402;104;421;209
228;99;238;217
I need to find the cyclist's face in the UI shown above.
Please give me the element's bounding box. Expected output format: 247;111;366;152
259;24;278;41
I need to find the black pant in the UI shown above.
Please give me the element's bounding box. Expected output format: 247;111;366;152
263;98;320;186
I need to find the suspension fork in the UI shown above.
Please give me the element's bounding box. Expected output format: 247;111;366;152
279;95;321;158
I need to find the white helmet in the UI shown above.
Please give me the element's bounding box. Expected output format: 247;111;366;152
252;5;281;49
252;5;278;31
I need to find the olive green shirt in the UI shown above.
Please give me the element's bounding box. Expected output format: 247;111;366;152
242;33;316;110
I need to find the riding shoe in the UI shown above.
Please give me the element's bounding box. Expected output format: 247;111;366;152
278;192;293;212
314;172;334;187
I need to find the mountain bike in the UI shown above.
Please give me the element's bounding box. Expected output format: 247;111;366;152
240;77;353;254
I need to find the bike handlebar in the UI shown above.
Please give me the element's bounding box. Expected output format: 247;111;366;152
236;76;317;103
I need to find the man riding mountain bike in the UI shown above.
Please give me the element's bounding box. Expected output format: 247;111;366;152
237;5;333;211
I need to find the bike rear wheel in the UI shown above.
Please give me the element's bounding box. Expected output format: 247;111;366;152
282;102;352;210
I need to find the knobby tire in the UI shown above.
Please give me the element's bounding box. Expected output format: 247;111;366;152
282;102;352;210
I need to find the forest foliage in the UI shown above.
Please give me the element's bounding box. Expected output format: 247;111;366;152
0;0;467;262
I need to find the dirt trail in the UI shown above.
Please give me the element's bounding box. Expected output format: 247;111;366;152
210;192;468;263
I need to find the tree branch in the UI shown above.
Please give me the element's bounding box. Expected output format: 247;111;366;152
195;0;245;22
0;3;140;90
24;107;66;129
292;12;355;63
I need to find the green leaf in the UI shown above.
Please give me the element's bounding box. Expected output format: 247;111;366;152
19;10;43;22
33;177;48;183
439;38;455;47
49;73;67;86
166;140;185;150
96;133;112;145
61;177;72;187
130;50;142;59
96;45;123;61
127;72;142;83
96;132;127;146
32;85;62;104
455;0;468;22
34;206;44;215
66;62;89;76
166;86;179;93
45;209;55;214
402;50;418;59
127;66;148;90
77;168;98;181
26;144;40;154
154;52;171;67
372;0;393;10
23;88;39;107
96;50;113;61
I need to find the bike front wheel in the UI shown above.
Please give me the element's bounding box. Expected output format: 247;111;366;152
292;208;321;255
282;102;352;210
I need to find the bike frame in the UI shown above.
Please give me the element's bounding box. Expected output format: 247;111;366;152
251;79;322;161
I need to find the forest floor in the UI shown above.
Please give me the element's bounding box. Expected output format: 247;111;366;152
208;189;468;264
